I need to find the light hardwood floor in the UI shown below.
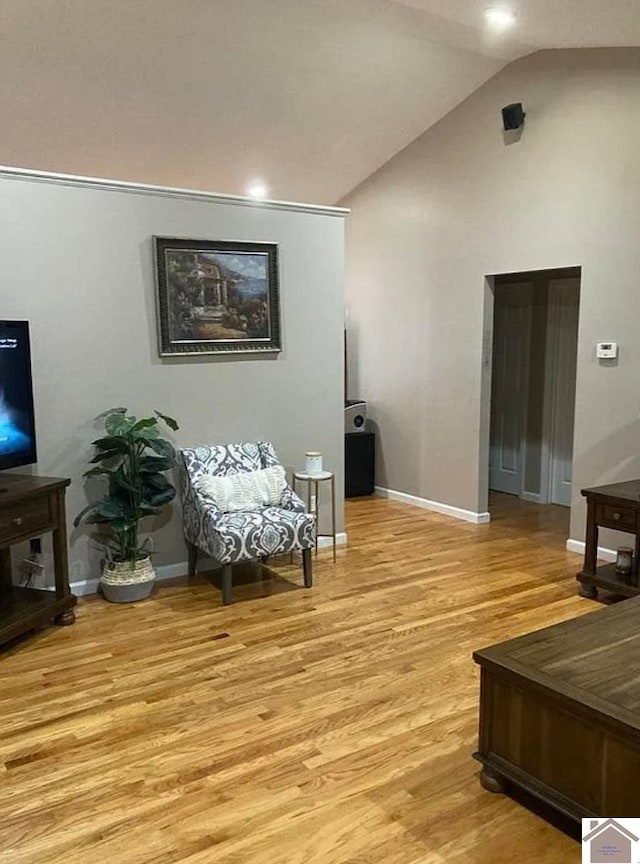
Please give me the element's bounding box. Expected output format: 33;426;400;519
0;494;593;863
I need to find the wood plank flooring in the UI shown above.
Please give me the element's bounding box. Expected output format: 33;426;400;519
0;493;593;863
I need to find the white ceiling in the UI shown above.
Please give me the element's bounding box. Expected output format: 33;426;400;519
1;0;639;204
392;0;640;59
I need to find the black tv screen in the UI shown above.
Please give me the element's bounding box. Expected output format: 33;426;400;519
0;321;37;470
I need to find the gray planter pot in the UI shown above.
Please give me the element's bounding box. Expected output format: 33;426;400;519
101;579;155;603
100;555;155;603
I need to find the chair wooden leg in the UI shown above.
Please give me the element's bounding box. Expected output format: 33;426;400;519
187;542;198;579
222;564;233;605
302;548;312;588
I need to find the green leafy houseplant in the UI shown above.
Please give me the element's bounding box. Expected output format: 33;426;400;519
75;408;179;566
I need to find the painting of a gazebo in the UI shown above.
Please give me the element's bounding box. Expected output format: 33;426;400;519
154;237;281;356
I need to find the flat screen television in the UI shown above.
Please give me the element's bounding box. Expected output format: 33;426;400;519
0;321;37;472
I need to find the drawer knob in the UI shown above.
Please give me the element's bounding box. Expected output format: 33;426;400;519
12;517;23;527
614;512;620;520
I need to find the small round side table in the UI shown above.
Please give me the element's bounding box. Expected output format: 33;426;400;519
292;470;336;562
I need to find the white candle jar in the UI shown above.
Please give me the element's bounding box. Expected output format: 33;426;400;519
305;451;323;475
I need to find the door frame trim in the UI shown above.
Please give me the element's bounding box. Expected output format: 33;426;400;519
479;265;582;515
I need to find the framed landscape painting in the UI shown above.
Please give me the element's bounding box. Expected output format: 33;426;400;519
154;237;281;356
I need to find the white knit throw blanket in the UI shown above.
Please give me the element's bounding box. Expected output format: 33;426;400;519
196;465;287;512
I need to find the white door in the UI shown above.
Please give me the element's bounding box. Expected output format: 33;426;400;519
548;278;580;506
489;282;533;495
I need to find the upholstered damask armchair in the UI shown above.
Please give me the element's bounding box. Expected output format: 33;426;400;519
179;442;315;605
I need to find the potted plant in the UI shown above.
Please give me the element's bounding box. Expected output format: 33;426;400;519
75;407;179;602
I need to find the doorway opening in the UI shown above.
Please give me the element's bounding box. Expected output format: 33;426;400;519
485;267;581;517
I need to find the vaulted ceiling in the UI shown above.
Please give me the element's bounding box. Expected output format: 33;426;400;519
1;0;639;204
392;0;640;57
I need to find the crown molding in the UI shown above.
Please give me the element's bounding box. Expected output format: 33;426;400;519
0;165;350;218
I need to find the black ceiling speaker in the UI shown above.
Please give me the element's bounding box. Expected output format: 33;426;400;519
502;102;526;131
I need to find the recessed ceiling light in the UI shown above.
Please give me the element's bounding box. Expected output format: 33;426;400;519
484;7;516;29
247;181;268;199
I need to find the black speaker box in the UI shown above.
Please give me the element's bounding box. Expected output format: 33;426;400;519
502;102;525;131
345;432;375;498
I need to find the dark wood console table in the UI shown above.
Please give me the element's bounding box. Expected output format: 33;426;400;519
577;479;640;600
474;598;640;821
0;474;76;645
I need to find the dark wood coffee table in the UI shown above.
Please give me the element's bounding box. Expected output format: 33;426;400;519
474;598;640;821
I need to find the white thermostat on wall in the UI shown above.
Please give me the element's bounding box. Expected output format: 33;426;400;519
596;342;618;359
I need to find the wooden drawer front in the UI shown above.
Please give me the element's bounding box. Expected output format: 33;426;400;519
598;504;636;532
0;496;51;543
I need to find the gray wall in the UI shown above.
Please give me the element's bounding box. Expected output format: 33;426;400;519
1;172;345;585
343;48;640;542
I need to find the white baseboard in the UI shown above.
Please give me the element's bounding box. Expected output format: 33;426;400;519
521;491;543;504
375;486;490;525
566;539;617;562
67;578;100;597
69;560;190;597
69;537;348;597
318;532;348;549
